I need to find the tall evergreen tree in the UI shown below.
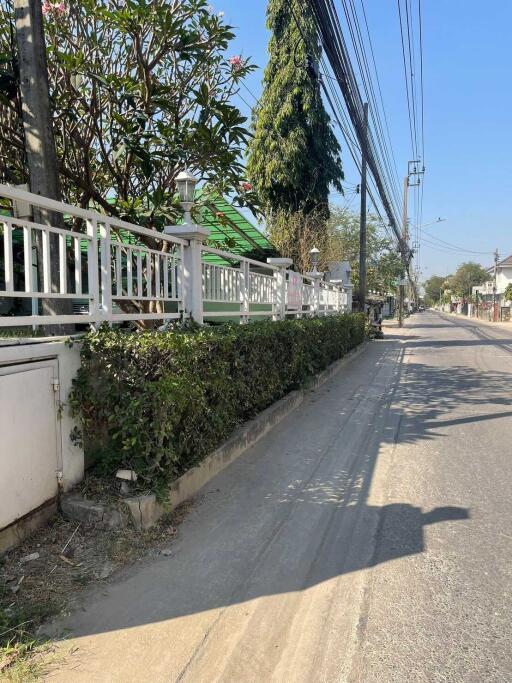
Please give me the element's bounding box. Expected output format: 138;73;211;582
247;0;343;217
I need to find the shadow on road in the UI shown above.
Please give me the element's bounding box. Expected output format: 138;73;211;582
395;360;512;443
404;338;512;349
45;328;484;643
46;312;512;663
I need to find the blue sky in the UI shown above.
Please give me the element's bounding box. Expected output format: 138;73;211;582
217;0;512;280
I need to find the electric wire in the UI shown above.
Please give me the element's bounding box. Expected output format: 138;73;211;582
358;0;402;193
419;228;494;255
405;0;419;158
397;0;416;158
342;0;403;214
306;0;408;264
418;0;425;164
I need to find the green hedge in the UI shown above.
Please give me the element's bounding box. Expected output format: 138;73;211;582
69;314;366;492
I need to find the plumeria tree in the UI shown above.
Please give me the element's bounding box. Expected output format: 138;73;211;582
0;0;256;227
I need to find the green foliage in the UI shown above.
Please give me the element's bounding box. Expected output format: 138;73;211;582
504;283;512;302
450;262;489;297
326;207;403;293
423;274;448;304
267;207;329;273
70;315;366;491
0;0;257;222
246;0;343;217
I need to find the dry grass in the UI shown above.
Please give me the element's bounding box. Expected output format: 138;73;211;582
0;487;193;681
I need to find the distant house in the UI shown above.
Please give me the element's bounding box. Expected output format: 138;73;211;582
472;254;512;304
471;254;512;321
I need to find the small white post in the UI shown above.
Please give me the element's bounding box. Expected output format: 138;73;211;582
99;221;112;319
59;233;67;294
304;272;324;317
86;218;100;322
346;284;353;312
313;278;321;315
267;257;292;321
3;222;13;292
164;224;210;323
240;259;250;323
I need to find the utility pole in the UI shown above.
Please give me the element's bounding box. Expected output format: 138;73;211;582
493;248;499;322
14;0;73;330
398;174;409;327
358;102;368;312
398;161;424;326
14;0;60;207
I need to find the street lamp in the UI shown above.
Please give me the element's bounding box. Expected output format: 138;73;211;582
175;169;197;227
412;217;447;231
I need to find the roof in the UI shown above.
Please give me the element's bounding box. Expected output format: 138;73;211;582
197;193;277;265
487;254;512;272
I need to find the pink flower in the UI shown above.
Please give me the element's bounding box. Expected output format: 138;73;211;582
240;181;252;192
41;1;68;16
229;55;244;71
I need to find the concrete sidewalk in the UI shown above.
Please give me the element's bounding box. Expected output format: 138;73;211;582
45;311;512;682
46;337;405;682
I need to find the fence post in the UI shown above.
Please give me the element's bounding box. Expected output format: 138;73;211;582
240;259;250;323
267;257;292;321
313;278;321;315
304;272;323;317
99;221;112;320
86;218;100;324
164;224;210;324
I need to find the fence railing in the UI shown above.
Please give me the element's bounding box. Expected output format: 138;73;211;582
0;184;350;328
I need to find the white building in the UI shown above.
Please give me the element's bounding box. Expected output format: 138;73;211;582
472;254;512;302
471;254;512;320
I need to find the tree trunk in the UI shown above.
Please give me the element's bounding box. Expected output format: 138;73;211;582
14;0;74;334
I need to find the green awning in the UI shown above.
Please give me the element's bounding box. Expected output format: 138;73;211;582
198;194;276;264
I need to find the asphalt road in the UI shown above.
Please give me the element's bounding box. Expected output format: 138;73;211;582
47;311;512;682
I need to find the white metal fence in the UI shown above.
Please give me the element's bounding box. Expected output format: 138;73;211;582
0;184;349;328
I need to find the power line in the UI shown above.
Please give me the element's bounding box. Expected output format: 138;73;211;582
405;0;419;158
419;230;494;256
319;65;398;248
306;0;410;271
240;80;259;105
397;0;416;157
358;0;402;193
418;0;425;164
338;0;403;214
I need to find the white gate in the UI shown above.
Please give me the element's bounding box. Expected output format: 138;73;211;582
0;360;60;531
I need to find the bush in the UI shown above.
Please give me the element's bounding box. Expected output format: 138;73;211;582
69;314;366;492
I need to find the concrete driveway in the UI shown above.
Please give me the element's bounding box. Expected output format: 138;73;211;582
46;311;512;682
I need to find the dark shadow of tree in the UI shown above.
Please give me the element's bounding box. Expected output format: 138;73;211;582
393;360;512;444
46;333;494;641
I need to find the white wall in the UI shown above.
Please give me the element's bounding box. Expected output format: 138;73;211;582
0;339;83;550
496;266;512;295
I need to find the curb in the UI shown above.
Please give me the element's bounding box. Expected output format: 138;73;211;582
124;340;369;529
438;310;512;330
